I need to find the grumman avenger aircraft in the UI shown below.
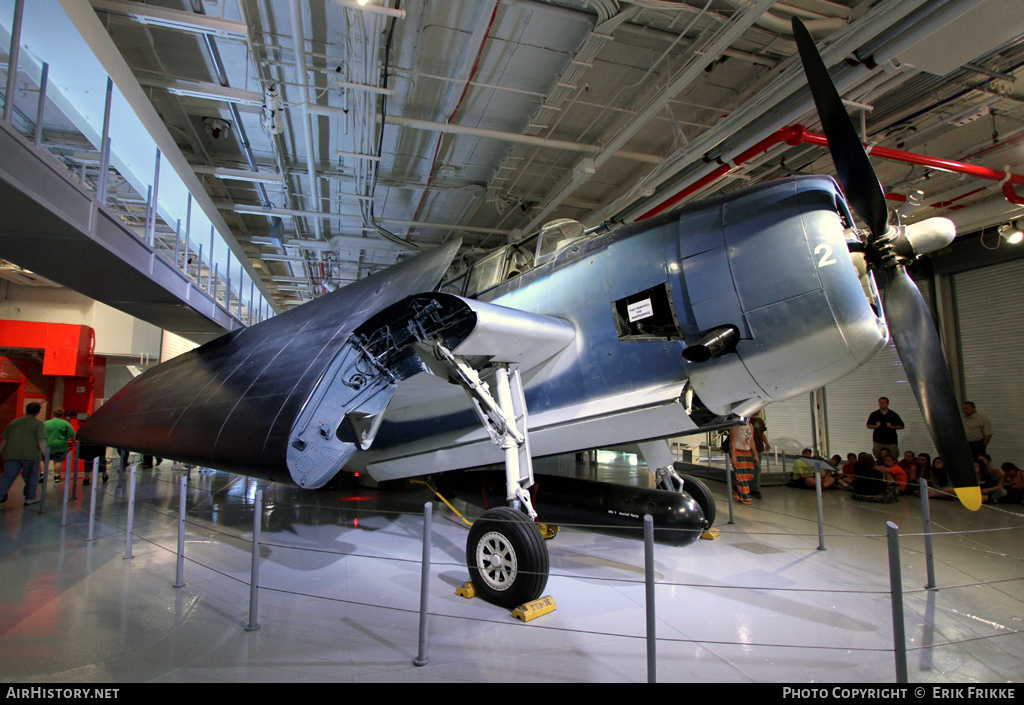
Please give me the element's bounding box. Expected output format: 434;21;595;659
79;20;981;609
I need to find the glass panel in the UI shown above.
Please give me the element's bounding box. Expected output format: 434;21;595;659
0;0;269;322
536;219;585;261
466;249;506;295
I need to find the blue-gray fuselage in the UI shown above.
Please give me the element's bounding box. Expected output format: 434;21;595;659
357;175;887;481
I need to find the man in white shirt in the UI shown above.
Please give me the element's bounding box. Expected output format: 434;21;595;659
962;401;993;461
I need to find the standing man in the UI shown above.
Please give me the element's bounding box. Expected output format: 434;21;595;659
962;401;993;461
0;402;48;508
44;408;76;483
866;396;904;460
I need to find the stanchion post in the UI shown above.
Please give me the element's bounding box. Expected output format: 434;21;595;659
644;515;657;683
886;521;909;683
37;448;50;514
413;502;432;667
147;150;161;247
3;0;25;124
32;62;48;148
87;458;99;541
125;465;137;559
814;465;826;550
60;451;72;526
725;455;735;525
96;79;113;205
118;449;128;490
246;489;262;632
174;473;187;588
919;478;936;589
70;443;79;500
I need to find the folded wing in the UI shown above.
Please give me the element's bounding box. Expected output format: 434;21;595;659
78;239;462;486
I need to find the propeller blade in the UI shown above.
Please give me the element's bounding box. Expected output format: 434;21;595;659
882;268;981;510
791;17;980;510
791;17;889;239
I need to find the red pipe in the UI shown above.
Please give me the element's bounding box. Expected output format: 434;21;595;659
638;126;808;220
637;125;1024;220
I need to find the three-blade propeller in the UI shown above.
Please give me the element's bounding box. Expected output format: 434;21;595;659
792;17;981;510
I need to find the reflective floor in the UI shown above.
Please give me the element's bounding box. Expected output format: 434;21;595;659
1;451;1022;684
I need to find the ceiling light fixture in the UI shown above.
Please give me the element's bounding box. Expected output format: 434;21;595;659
998;221;1024;244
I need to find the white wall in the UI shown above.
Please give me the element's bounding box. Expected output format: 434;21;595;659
0;281;162;359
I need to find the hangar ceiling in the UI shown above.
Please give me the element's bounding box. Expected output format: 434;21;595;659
4;0;1024;314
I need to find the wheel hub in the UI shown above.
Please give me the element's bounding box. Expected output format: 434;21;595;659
476;531;518;591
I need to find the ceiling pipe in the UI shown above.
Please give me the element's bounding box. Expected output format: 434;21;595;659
636;124;1024;221
719;0;846;37
330;0;406;19
521;0;783;234
613;0;985;224
944;194;1024;235
191;165;284;185
189;1;272;209
409;0;501;231
305;105;663;163
91;0;248;38
189;0;293;301
226;204;509;236
289;0;323;240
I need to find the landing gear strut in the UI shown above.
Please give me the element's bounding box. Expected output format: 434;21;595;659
432;343;549;607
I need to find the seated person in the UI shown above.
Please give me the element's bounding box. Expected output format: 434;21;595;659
885;455;908;493
790;448;839;489
919;457;957;500
915;453;932;486
899;451;919;485
841;453;858;478
977;456;1007;504
852;452;899;502
999;463;1024;504
829;454;854;489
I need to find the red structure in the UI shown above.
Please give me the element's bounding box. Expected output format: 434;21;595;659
0;321;106;434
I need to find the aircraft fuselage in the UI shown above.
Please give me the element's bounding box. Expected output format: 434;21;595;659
358;175;887;482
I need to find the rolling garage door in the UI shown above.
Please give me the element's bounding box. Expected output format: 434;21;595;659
953;258;1024;466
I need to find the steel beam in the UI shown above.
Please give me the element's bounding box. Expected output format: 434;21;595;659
89;0;247;38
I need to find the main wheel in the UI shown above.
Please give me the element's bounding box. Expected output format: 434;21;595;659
467;507;549;609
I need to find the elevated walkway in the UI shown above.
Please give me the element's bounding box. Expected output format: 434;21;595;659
0;119;240;344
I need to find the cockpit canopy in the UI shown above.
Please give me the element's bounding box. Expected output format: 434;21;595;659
441;218;589;298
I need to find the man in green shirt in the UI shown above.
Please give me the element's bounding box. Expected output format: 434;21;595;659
0;402;48;507
44;407;76;483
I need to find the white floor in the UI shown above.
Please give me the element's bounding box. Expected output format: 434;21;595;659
1;454;1022;684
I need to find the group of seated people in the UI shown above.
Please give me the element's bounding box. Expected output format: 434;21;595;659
788;447;1024;505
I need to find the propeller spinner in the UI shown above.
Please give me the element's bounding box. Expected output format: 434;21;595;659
792;17;981;510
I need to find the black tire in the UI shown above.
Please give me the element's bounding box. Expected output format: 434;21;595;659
677;472;716;527
466;507;549;609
